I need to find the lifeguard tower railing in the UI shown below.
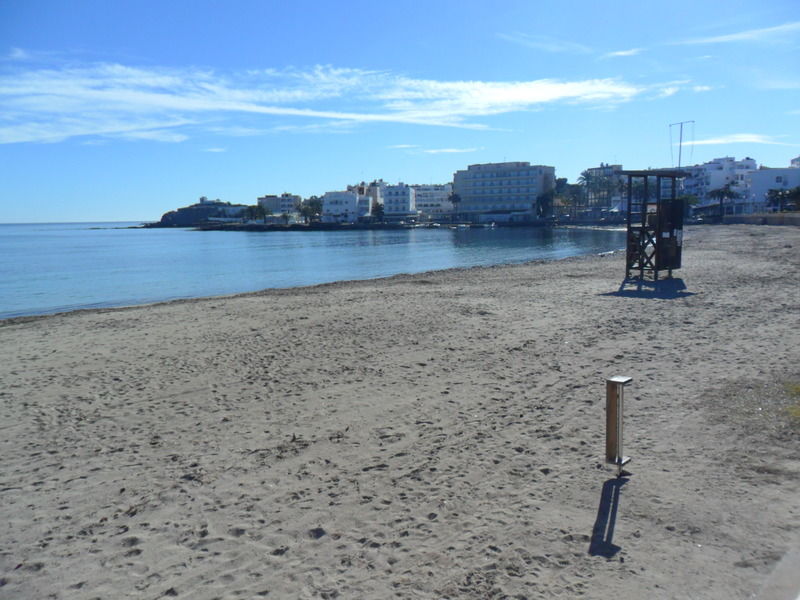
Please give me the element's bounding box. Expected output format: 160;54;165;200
618;169;688;281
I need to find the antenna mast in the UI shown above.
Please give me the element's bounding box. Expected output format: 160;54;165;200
669;120;695;168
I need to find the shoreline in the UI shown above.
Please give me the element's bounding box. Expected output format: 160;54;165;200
2;224;799;599
0;242;627;325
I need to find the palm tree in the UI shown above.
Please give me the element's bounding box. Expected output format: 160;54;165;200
707;185;739;219
448;192;461;222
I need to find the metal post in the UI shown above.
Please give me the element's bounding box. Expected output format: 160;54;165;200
606;376;632;477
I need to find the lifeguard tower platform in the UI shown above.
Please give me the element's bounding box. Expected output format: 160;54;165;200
619;169;688;281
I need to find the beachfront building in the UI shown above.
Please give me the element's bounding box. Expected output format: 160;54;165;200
580;163;625;216
412;183;453;221
257;193;302;217
321;190;372;224
679;157;757;214
452;162;556;223
349;180;387;208
383;183;417;222
746;163;800;212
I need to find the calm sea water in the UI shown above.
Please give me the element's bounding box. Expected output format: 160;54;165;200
0;223;626;319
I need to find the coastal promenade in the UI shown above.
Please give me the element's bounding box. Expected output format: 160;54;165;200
1;225;798;599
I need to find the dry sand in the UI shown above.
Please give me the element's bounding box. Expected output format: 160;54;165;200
1;224;799;599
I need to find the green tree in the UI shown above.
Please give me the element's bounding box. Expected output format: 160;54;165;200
766;187;800;212
707;185;739;218
299;196;323;223
448;192;461;221
535;190;555;218
371;201;385;222
243;204;268;222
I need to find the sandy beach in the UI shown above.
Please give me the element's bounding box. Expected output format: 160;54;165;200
1;224;799;599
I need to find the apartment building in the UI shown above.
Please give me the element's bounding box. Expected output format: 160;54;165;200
747;163;800;211
257;193;302;215
321;191;372;224
452;162;555;223
383;183;416;222
348;180;386;207
412;183;453;220
681;157;757;204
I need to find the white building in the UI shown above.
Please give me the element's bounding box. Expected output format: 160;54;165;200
681;156;757;201
452;162;556;223
349;180;386;207
321;191;372;224
412;183;453;220
383;183;416;222
746;164;800;212
257;193;301;216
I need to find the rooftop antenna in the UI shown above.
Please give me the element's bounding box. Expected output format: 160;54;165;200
669;121;695;168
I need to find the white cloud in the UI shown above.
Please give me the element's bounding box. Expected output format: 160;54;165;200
687;133;796;146
203;147;226;152
602;48;642;59
0;59;670;144
422;147;479;154
497;32;592;54
692;85;713;92
387;144;418;149
756;78;800;90
677;21;800;45
658;87;680;98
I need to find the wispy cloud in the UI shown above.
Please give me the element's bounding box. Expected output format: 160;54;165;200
676;21;800;45
687;133;796;146
119;129;189;142
601;48;643;59
7;47;31;61
497;32;592;54
421;147;479;154
387;144;418;149
0;57;675;144
657;87;680;98
203;147;226;152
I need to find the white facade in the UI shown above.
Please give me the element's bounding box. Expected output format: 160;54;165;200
349;180;386;207
321;191;372;223
383;183;416;220
452;162;555;222
747;167;800;211
412;183;453;219
681;157;757;202
257;193;301;215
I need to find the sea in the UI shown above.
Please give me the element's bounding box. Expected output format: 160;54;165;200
0;223;627;320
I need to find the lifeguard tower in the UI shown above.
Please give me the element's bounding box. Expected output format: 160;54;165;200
619;169;688;281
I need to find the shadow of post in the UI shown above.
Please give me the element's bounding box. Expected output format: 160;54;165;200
588;477;628;557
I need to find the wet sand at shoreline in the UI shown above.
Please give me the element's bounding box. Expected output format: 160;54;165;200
1;224;799;599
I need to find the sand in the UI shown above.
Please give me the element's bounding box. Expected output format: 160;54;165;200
1;224;799;599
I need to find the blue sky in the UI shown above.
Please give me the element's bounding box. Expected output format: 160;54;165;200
1;0;798;222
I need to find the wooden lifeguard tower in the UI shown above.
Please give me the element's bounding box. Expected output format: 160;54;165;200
619;169;688;281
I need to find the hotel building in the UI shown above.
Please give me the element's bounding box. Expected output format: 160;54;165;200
452;162;556;223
